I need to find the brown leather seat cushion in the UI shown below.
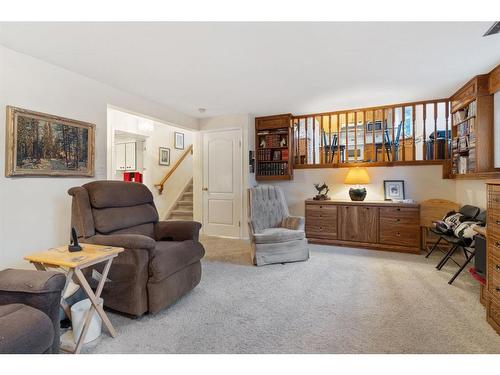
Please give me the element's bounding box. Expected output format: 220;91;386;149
0;304;54;354
149;241;205;282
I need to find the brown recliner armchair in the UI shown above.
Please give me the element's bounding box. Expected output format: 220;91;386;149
68;181;204;317
0;269;66;353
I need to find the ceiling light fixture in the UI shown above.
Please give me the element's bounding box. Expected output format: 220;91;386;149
198;108;206;114
483;22;500;36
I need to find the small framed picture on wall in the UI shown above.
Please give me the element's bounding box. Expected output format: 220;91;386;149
383;180;405;201
174;132;184;150
159;147;170;166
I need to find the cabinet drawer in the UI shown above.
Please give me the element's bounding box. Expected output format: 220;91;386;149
488;232;500;259
488;254;500;298
379;223;420;247
379;207;419;223
487;212;500;235
306;204;337;211
487;298;500;333
306;209;337;219
487;185;500;211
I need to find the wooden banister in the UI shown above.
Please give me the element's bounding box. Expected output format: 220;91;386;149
154;144;193;194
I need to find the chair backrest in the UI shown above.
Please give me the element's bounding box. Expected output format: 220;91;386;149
249;185;290;233
459;205;481;220
420;199;460;228
68;181;159;239
475;210;487;225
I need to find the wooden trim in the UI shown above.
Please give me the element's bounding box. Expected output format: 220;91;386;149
451;171;500;180
154;144;193;194
308;237;420;254
292;98;449;118
489;64;500;94
294;160;444;169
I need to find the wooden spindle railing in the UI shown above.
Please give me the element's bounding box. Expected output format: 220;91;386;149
154;144;193;194
292;98;450;169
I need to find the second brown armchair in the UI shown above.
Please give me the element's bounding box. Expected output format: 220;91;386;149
68;181;204;317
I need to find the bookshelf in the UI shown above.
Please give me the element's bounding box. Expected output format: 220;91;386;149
449;75;495;178
255;114;293;180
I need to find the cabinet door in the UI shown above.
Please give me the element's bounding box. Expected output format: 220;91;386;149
338;205;378;243
358;206;378;243
115;143;126;171
125;142;136;170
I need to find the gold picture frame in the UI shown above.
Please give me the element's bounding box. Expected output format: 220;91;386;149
5;106;95;177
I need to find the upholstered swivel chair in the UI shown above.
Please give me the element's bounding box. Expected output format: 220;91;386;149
248;185;309;266
68;181;205;317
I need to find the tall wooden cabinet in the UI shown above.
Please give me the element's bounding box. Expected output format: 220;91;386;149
485;181;500;334
305;200;420;254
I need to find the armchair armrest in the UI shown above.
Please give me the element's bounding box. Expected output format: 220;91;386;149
0;269;65;353
0;269;65;298
282;216;305;231
155;221;202;241
83;234;156;250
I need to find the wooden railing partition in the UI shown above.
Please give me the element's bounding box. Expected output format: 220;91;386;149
293;98;451;169
154;144;193;194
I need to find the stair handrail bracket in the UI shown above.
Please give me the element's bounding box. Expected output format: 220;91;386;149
155;144;193;194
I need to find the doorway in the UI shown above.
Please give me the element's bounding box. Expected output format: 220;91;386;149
202;129;243;238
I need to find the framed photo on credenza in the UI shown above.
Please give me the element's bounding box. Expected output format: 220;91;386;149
383;180;405;201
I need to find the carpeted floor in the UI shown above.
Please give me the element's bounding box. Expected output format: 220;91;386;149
84;237;500;354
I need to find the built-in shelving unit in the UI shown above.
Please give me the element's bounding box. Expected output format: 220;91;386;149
449;74;496;179
255;114;293;180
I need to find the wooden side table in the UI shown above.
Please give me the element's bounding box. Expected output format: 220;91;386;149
24;244;124;353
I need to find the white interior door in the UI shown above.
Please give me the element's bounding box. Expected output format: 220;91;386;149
202;129;242;238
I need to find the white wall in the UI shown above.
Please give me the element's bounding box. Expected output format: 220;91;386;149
107;109;194;219
0;45;198;268
259;165;456;216
194;114;253;238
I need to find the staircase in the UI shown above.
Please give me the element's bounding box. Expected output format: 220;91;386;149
167;179;193;220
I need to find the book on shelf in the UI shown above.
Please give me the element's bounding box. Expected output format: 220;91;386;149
257;162;288;176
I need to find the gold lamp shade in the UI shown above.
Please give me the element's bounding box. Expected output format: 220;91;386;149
344;167;371;185
344;167;370;201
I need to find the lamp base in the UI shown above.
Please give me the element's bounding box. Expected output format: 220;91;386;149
349;187;367;201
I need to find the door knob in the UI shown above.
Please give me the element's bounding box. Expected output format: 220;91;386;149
202;187;208;191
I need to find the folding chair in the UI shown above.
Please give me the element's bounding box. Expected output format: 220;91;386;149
425;204;480;259
436;211;486;285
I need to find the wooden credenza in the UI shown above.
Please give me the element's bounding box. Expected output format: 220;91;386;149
484;181;500;334
305;200;420;254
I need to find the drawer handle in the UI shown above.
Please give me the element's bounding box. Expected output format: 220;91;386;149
396;208;401;211
496;220;500;225
496;242;500;248
396;232;401;236
396;219;401;222
496;287;500;293
496;265;500;271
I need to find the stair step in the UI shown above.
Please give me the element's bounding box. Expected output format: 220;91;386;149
177;200;193;206
171;209;192;215
168;215;193;221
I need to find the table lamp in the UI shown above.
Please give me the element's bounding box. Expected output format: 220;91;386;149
344;167;370;201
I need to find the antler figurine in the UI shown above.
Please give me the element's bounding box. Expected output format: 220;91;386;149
313;182;330;200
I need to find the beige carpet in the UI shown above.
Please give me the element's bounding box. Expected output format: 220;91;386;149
200;234;253;265
84;238;500;353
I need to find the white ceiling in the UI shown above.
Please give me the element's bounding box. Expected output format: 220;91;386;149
0;22;499;118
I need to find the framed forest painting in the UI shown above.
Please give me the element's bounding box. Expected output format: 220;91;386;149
5;106;95;177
